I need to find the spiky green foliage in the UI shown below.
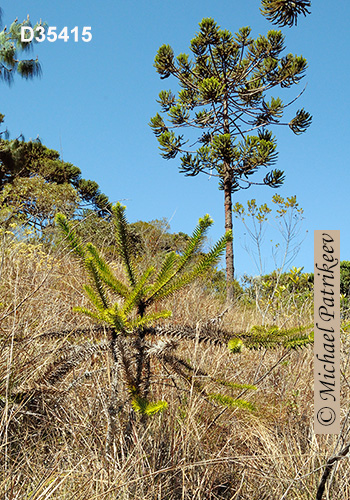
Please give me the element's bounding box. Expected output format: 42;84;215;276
55;204;235;433
0;15;43;86
56;213;85;259
208;393;256;411
151;19;311;183
261;0;311;27
150;18;311;299
214;379;257;391
146;342;256;412
112;203;137;288
228;324;313;351
131;391;168;416
227;338;244;353
56;204;231;333
53;206;310;446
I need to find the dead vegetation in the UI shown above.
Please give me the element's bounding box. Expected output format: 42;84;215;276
0;231;349;500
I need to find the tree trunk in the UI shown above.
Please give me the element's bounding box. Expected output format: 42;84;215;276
222;92;234;303
224;179;235;302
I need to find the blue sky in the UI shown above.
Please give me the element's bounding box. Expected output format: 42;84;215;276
1;1;349;280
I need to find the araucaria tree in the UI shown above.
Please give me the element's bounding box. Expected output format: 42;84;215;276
150;18;311;301
0;140;111;231
9;204;311;457
56;204;235;451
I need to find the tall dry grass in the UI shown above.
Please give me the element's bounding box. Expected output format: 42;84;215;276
0;231;349;499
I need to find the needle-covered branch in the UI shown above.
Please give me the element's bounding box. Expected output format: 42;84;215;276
0;15;45;84
261;0;311;27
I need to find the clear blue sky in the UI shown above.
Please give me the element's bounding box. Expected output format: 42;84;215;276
1;1;349;280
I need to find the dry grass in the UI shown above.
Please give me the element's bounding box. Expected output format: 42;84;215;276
1;233;350;499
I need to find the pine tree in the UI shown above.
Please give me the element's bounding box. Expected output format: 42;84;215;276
0;139;111;228
0;12;43;85
0;10;44;139
150;18;311;301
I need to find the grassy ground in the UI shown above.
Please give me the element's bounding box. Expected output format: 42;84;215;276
1;233;349;499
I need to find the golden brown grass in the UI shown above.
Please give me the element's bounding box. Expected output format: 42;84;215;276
1;234;350;499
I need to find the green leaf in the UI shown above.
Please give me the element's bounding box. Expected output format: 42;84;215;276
157;130;184;160
55;213;85;259
123;266;155;315
146;215;213;303
146;251;177;302
130;310;172;329
227;338;244;353
84;257;109;309
149;113;168;138
289;108;312;135
112;203;137;287
131;396;168;415
154;44;175;79
176;214;213;272
208;393;255;411
157;90;176;112
214;378;257;391
72;307;103;323
154;230;231;301
261;0;311;28
198;77;224;102
169;104;190;125
85;243;129;298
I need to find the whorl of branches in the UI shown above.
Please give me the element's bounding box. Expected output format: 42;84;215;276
261;0;311;27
